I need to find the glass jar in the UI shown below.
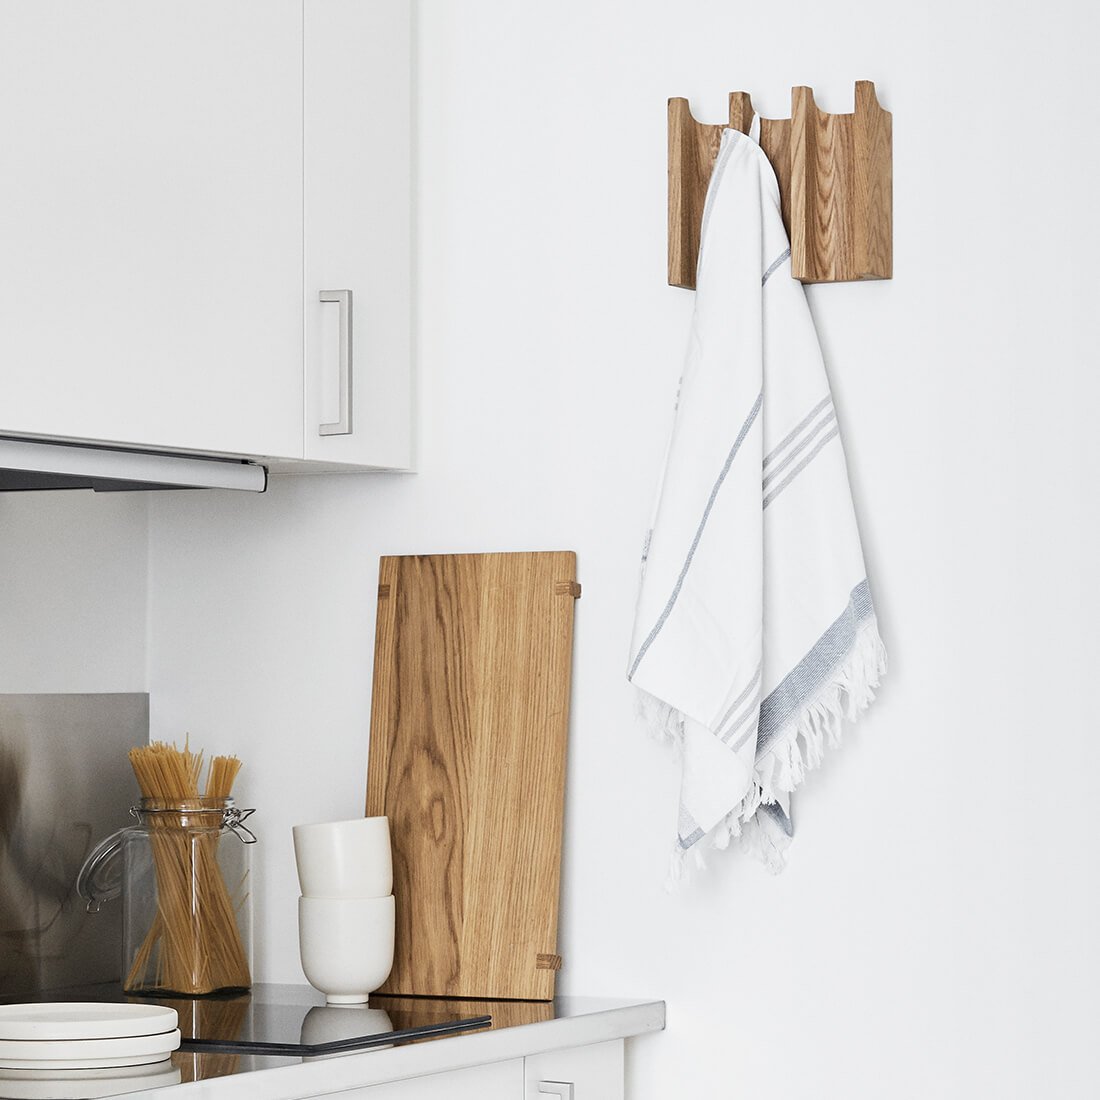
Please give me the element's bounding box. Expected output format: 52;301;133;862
79;798;256;996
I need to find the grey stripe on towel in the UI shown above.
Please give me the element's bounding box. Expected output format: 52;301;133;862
761;247;791;286
628;393;763;679
714;664;761;736
763;395;831;471
762;408;836;490
698;134;739;266
756;579;873;756
727;706;760;752
722;685;762;749
678;806;706;849
762;425;839;508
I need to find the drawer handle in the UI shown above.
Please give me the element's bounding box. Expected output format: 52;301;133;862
319;289;353;436
537;1084;574;1099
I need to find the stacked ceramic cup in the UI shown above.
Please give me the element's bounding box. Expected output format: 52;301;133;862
292;816;395;1005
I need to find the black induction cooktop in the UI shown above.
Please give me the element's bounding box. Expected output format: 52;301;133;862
0;984;492;1059
171;993;491;1057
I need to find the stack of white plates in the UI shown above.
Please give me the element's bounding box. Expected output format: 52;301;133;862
0;1061;181;1100
0;1005;181;1098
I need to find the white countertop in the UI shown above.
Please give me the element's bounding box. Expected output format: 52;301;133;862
146;990;664;1099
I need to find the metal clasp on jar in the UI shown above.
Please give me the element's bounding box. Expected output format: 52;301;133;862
223;806;258;844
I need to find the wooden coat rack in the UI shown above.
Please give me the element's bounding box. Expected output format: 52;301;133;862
668;80;892;287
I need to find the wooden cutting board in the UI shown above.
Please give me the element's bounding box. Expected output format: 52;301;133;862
366;551;579;1001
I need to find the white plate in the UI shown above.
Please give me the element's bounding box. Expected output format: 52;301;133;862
0;1049;176;1072
0;1058;180;1098
0;1028;180;1060
0;1004;178;1042
0;1030;181;1070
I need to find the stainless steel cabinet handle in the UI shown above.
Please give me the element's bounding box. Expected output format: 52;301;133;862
319;289;353;436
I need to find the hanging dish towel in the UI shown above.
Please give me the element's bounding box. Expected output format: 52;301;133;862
628;128;886;876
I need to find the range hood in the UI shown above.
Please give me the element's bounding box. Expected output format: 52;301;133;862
0;438;267;493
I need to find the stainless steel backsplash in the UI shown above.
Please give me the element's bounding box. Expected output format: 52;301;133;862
0;693;147;996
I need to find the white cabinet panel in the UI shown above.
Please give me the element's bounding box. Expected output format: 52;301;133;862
0;1;304;460
327;1057;522;1099
524;1040;625;1100
304;0;413;470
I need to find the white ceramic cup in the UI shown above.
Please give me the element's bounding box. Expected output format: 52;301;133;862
298;895;395;1005
292;816;392;899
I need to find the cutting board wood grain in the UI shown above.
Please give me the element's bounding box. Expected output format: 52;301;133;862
366;551;579;1001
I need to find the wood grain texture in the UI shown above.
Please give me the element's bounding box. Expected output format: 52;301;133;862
372;995;555;1032
667;94;741;289
366;551;578;1001
667;81;891;286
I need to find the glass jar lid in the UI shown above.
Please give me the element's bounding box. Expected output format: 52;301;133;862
76;801;257;913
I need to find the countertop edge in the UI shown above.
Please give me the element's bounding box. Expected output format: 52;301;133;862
139;999;666;1099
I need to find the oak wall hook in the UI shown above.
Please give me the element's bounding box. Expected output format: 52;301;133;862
668;81;892;287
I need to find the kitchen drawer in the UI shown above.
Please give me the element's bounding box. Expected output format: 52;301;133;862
312;1057;523;1099
524;1039;625;1100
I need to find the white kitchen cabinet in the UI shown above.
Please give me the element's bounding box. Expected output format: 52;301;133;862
324;1058;522;1099
524;1040;625;1100
0;0;412;471
294;1046;624;1100
136;996;664;1100
0;1;303;460
297;1045;622;1100
297;1044;623;1099
304;0;413;471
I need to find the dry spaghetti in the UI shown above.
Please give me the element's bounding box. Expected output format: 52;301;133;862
125;740;251;995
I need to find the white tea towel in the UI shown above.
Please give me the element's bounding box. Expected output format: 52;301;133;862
628;129;886;876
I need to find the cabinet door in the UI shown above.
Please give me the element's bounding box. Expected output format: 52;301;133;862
0;1;303;459
524;1040;625;1100
304;0;413;470
324;1058;522;1099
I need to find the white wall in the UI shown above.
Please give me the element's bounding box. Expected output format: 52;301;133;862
0;493;147;692
147;1;1100;1097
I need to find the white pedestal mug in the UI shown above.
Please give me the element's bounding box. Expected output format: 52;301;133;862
298;895;394;1005
292;816;392;899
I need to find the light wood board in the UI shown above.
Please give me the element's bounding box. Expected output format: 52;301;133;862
366;551;579;1001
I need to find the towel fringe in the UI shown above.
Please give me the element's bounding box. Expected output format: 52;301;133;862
738;815;790;874
665;842;708;892
642;616;885;879
761;615;885;800
722;615;886;868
